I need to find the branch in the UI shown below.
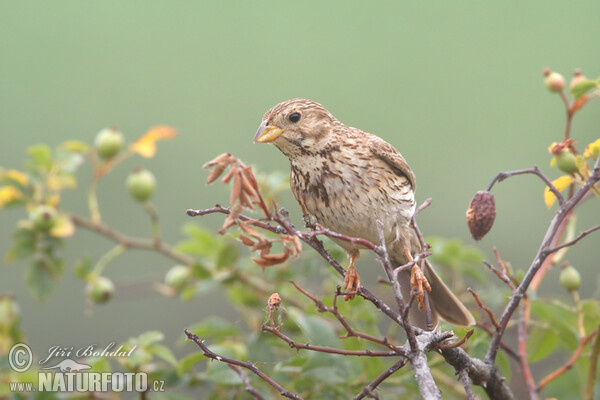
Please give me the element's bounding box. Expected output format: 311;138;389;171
468;289;499;329
458;368;475;400
544;224;600;255
485;156;600;365
353;359;408;400
584;323;600;400
184;329;303;400
485;166;565;205
440;347;514;400
262;324;400;357
289;281;406;354
229;365;266;400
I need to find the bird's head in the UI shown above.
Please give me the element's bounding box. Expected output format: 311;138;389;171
254;98;336;158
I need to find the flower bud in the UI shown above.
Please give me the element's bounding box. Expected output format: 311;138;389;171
559;264;581;292
543;70;565;93
569;69;586;91
94;127;124;160
126;168;156;202
466;191;496;240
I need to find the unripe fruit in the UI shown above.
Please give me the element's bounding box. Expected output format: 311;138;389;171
94;127;124;160
544;71;565;93
569;69;586;91
559;265;581;292
29;205;58;231
165;266;190;290
86;276;115;304
127;168;156;202
556;150;578;174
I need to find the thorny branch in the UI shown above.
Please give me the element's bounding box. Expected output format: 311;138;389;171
485;156;600;366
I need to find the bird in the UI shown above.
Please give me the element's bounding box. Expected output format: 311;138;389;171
253;98;475;329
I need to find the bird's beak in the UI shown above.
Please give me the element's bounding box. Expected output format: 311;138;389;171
253;121;285;143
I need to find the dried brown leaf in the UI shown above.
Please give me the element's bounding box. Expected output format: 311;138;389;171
218;203;242;235
241;173;259;198
239;190;254;210
282;235;302;258
239;234;256;247
203;152;233;169
230;170;243;205
221;167;236;184
206;163;227;184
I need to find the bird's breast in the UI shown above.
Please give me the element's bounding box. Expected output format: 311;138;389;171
290;154;415;248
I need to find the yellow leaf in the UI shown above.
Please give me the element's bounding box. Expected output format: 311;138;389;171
50;214;75;238
47;193;61;208
550;157;556;168
584;138;600;159
547;142;559;154
0;186;23;207
2;169;29;186
47;174;77;191
130;126;177;158
544;176;573;209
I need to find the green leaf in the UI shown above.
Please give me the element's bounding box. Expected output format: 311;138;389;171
570;79;598;99
61;140;90;153
177;352;205;375
135;331;165;346
216;244;238;269
178;223;221;256
205;360;240;385
496;349;511;382
289;308;340;348
5;228;36;263
191;262;212;279
73;257;93;279
148;343;178;366
27;144;52;172
527;325;559;362
581;299;600;334
25;259;59;301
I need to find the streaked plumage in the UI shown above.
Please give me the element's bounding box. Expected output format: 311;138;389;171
254;98;474;329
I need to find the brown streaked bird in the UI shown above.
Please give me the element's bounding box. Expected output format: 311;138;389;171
254;98;475;329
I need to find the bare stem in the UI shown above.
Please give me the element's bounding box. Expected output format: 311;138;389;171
184;329;303;400
486;167;565;205
353;359;408;400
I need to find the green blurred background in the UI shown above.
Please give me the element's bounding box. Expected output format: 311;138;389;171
1;0;599;390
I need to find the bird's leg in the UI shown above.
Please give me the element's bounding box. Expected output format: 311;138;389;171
404;249;431;310
343;253;361;301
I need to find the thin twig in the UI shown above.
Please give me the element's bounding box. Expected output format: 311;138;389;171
544;224;600;255
229;365;266;400
482;261;514;290
485;156;600;365
353;359;409;400
485;166;565;205
289;281;406;354
261;324;400;357
184;329;303;400
468;288;499;329
518;299;536;400
475;322;520;362
436;330;474;350
458;368;475;400
536;327;599;392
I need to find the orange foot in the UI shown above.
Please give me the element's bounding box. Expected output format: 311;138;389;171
343;254;361;301
404;249;431;310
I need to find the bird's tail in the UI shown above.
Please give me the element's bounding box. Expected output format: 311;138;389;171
394;257;475;330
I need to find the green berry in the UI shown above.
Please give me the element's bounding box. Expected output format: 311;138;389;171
126;169;156;202
87;277;115;304
165;266;190;290
544;71;565;93
94;127;124;160
560;265;581;292
556;150;578;174
29;205;58;231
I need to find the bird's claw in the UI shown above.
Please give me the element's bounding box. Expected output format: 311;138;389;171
410;264;431;310
343;261;361;301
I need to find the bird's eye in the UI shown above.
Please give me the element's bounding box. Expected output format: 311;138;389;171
288;112;301;123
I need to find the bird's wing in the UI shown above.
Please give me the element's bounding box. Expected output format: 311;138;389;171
368;136;416;190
